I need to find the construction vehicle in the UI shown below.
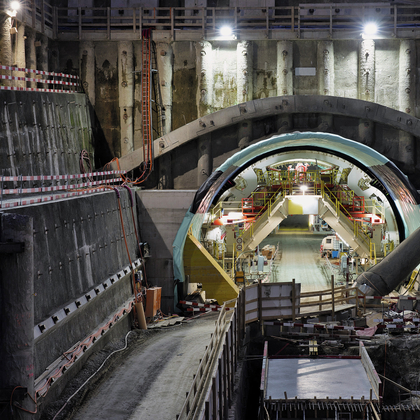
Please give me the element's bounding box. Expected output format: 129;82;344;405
320;235;344;258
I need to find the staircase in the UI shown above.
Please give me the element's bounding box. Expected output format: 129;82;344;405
319;193;371;258
241;193;288;251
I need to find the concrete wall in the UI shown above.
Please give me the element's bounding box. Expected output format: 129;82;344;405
136;190;196;313
51;36;420;189
0;91;95;178
2;188;139;378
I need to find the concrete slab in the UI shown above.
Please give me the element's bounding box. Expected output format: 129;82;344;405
265;358;376;401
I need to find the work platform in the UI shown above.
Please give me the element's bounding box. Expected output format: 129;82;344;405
260;342;382;419
266;358;375;401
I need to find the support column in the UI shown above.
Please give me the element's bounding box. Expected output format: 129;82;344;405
236;41;253;104
197;133;212;186
398;40;415;171
0;213;34;420
14;22;26;88
0;13;12;86
24;27;36;88
358;39;375;102
118;41;134;156
196;41;213;118
157;41;173;136
134;42;142;152
317;41;334;96
36;34;48;89
80;41;96;106
276;40;293;96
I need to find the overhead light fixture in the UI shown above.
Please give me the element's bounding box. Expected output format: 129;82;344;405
10;1;20;11
363;22;378;39
7;1;20;17
219;25;236;40
220;26;232;37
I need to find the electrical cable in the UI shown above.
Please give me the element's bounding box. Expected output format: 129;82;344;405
10;386;37;415
123;185;149;288
112;187;138;303
52;330;134;420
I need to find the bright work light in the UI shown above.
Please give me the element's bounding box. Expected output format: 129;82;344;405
363;22;378;37
10;1;20;11
220;26;232;37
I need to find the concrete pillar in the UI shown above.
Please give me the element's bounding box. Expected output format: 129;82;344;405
398;40;415;171
156;41;173;136
236;41;253;104
80;41;96;106
158;153;173;189
317;41;334;96
238;120;253;149
358;39;375;102
197;133;212;186
118;41;134;156
196;41;213;118
358;119;374;147
36;34;48;89
0;13;12;86
0;213;34;420
14;22;26;88
399;40;415;115
134;42;142;152
25;27;36;88
276;40;293;96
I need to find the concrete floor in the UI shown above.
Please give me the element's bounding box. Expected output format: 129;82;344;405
265;358;376;401
261;231;332;292
66;312;219;420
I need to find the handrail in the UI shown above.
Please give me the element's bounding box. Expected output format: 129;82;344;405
239;186;285;240
176;300;236;420
0;65;80;93
322;184;371;251
12;4;420;41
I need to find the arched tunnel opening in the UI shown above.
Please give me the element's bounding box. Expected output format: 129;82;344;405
175;131;420;301
173;131;420;418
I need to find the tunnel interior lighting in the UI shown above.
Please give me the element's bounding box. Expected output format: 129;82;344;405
10;1;20;11
220;26;232;37
219;25;236;39
363;22;378;38
300;185;308;194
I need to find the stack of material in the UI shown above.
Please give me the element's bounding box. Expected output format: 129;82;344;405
261;244;275;259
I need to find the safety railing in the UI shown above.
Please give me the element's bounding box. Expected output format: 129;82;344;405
360;341;382;402
0;169;126;209
176;299;239;420
321;183;371;251
299;283;362;318
0;65;80;93
11;4;420;41
238;187;285;241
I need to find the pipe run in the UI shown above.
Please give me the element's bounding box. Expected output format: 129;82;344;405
355;226;420;296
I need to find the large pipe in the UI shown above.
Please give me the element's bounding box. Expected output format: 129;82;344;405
355;226;420;296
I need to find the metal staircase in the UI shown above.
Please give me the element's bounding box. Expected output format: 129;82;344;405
319;189;371;258
240;191;288;251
